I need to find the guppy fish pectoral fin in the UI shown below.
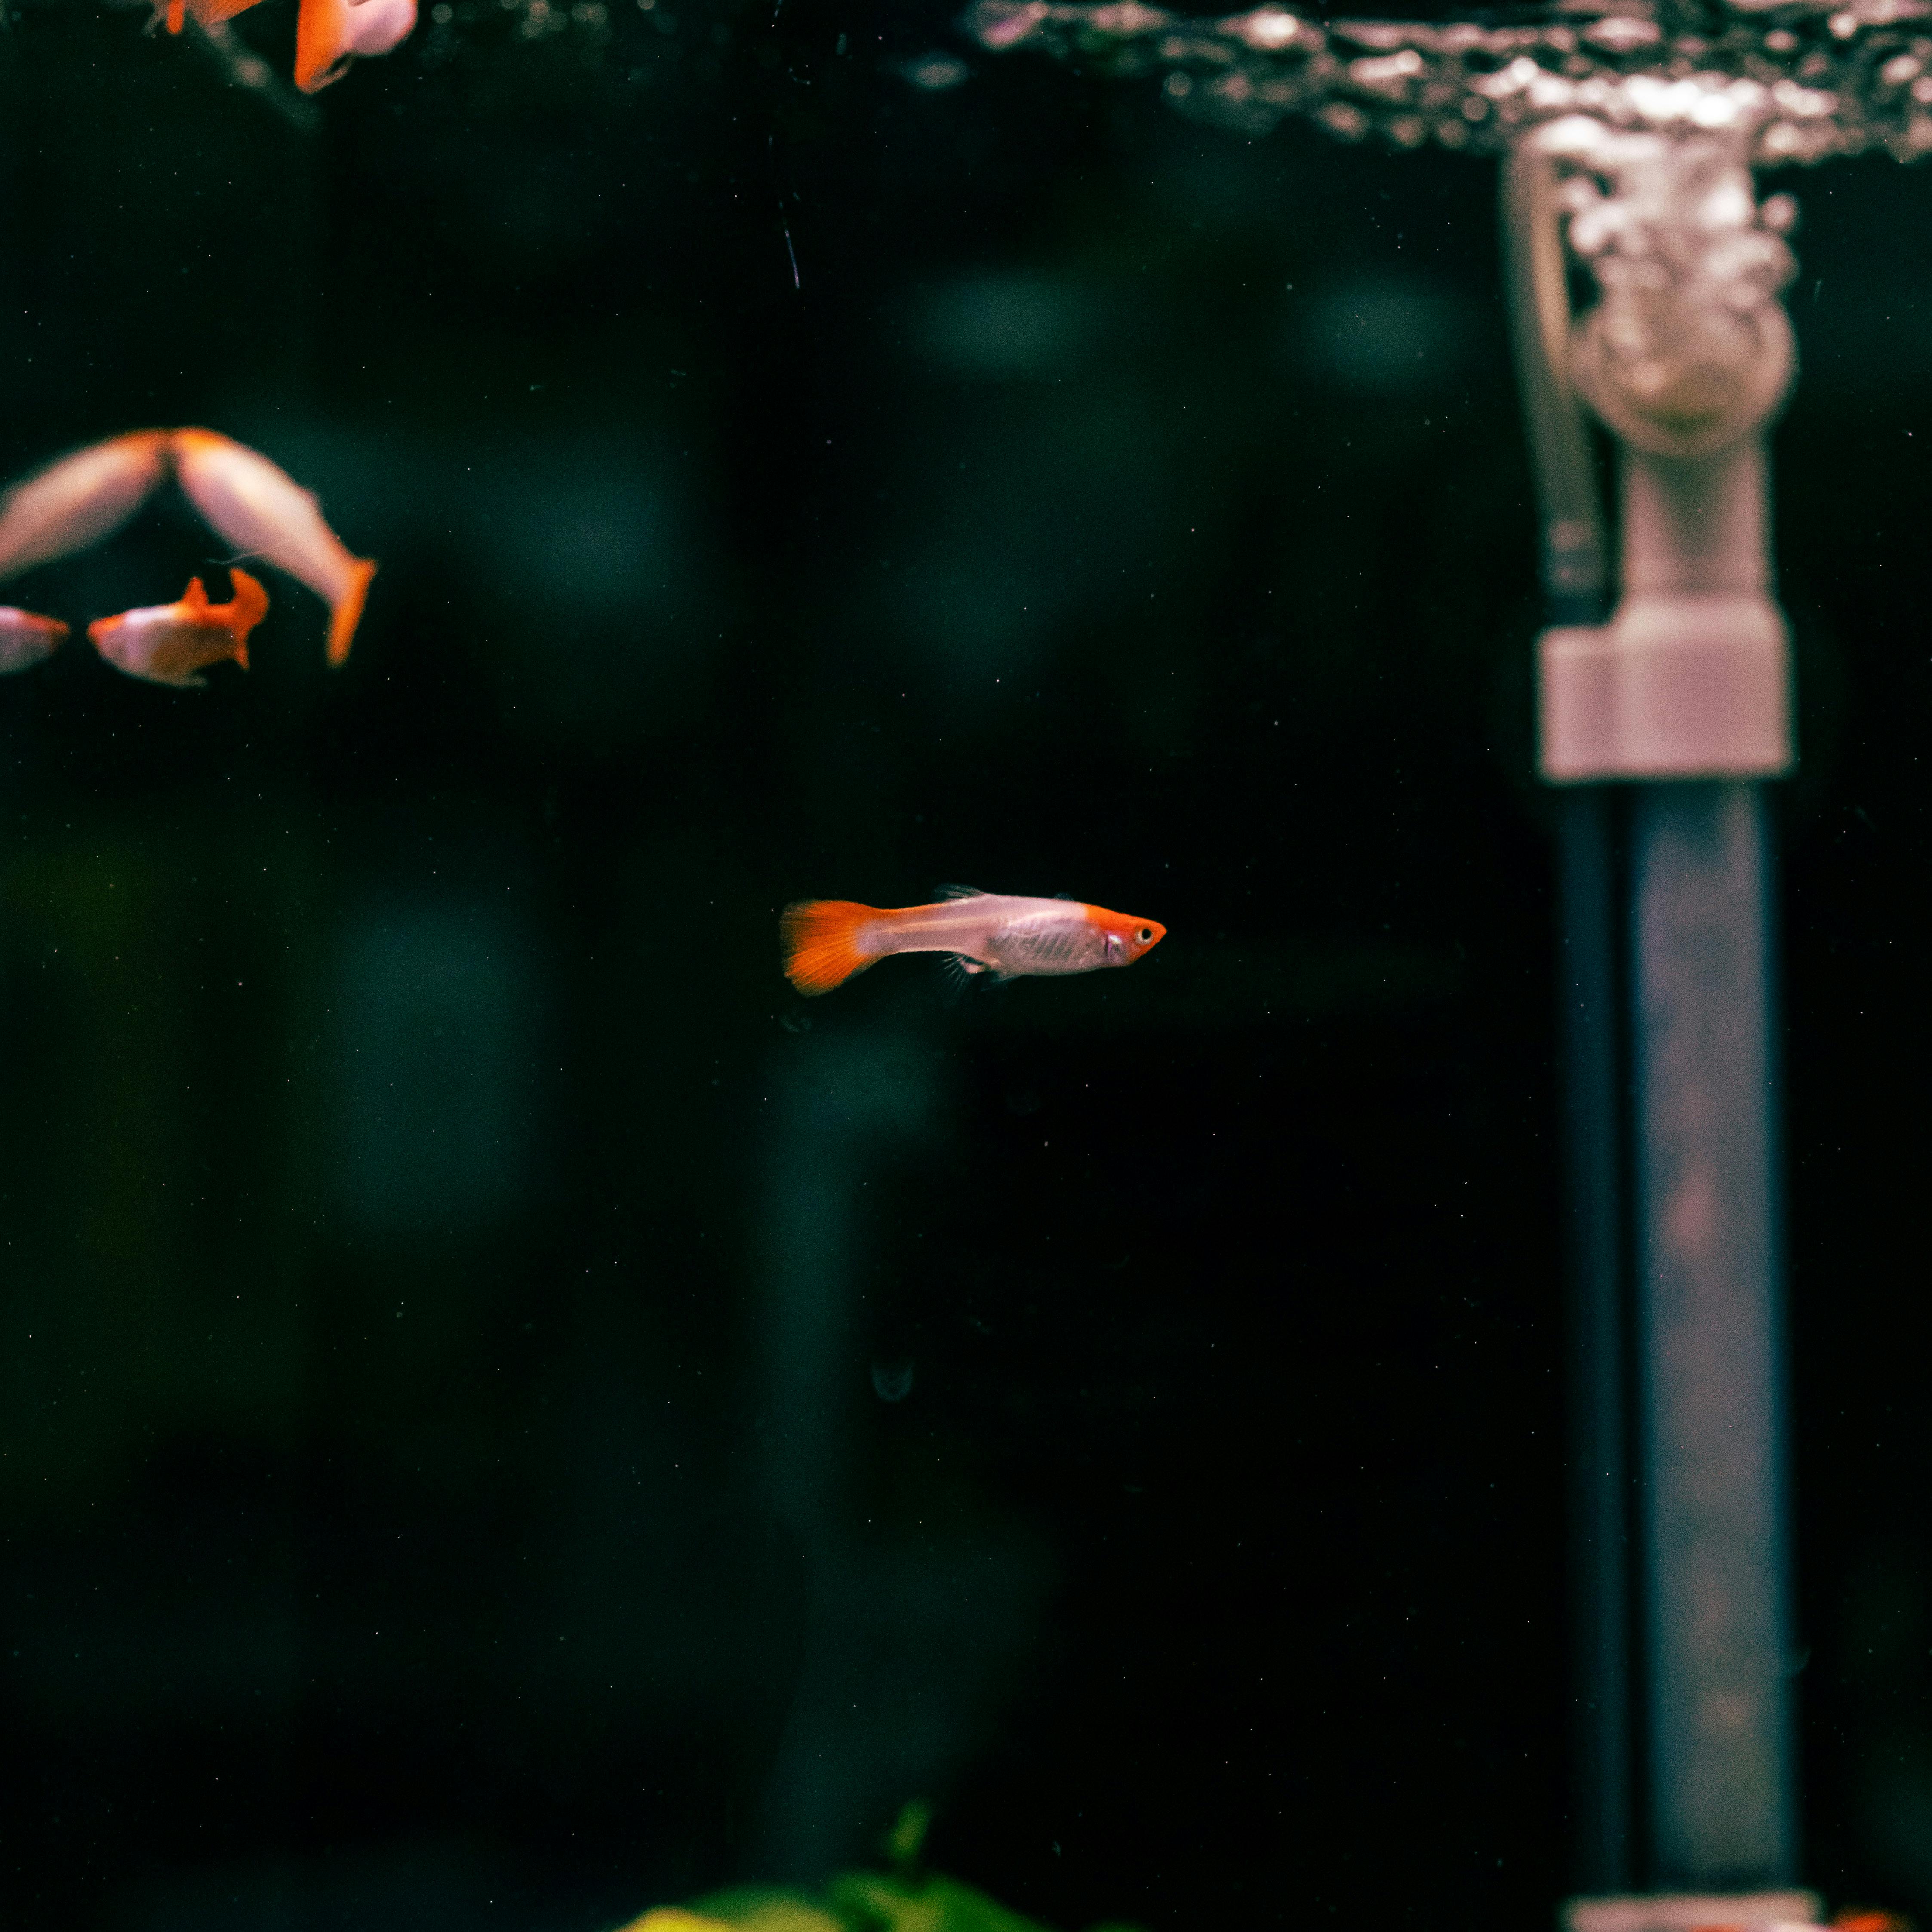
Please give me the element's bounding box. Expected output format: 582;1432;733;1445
960;953;1020;987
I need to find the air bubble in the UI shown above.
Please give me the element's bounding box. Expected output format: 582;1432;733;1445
967;0;1932;163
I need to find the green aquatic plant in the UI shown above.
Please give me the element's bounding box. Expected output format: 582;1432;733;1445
615;1805;1143;1932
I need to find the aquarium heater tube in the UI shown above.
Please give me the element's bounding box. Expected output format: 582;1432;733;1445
1511;138;1799;1898
1609;435;1798;1891
1545;439;1798;1895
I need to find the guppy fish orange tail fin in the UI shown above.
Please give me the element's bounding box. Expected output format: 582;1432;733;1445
781;900;882;997
171;428;378;665
219;567;271;668
328;557;377;668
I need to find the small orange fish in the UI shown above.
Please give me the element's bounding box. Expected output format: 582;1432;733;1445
0;608;71;674
781;888;1166;997
0;431;172;584
171;430;376;665
1835;1914;1914;1932
295;0;418;92
0;429;375;669
157;0;417;93
89;570;269;689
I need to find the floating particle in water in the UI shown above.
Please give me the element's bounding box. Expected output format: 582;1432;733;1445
871;1359;916;1402
901;51;972;90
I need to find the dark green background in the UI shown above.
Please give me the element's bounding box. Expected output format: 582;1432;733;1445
0;3;1928;1926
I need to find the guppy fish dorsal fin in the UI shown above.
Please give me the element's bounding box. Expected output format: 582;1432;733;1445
937;884;987;900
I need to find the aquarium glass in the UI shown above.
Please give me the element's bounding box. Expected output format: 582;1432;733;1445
2;1;1930;1926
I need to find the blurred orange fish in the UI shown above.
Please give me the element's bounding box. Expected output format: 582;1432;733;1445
89;570;269;689
0;431;172;583
157;0;417;93
781;888;1166;997
0;429;375;668
172;430;377;665
0;609;71;675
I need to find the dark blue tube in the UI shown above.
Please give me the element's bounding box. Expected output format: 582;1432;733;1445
1628;780;1796;1888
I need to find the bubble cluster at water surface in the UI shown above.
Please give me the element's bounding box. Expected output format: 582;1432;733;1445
966;0;1932;160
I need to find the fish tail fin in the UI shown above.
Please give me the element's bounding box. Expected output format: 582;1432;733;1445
226;570;268;671
327;557;376;667
228;568;268;628
781;900;882;997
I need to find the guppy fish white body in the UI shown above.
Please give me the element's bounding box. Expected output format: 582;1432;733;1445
781;888;1166;996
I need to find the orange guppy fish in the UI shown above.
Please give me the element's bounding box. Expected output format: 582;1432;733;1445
157;0;417;94
89;571;269;689
781;889;1166;997
0;428;376;671
0;608;70;675
171;430;376;666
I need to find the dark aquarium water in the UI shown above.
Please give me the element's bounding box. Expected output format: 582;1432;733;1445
1;3;1930;1928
